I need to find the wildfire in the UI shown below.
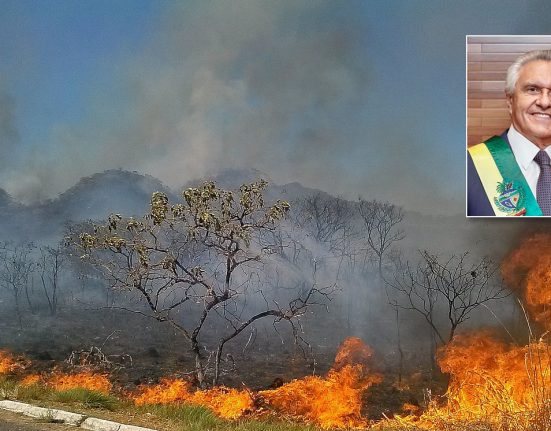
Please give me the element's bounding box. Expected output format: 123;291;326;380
133;378;191;405
133;337;382;428
261;364;380;429
260;337;382;429
48;371;112;394
192;386;255;420
133;378;254;419
502;233;551;330
20;374;41;386
0;350;18;374
438;332;550;417
0;350;27;375
377;332;551;430
376;234;551;430
333;336;376;370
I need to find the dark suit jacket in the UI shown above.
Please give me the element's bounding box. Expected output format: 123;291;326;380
467;131;510;216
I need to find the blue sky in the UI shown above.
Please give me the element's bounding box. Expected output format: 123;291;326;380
1;0;551;214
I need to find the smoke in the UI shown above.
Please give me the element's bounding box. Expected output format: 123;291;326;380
9;0;551;210
0;88;18;169
6;1;368;204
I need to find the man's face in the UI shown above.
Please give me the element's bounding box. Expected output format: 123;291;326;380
507;60;551;149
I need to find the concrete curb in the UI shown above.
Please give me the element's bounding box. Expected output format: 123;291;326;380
0;400;156;431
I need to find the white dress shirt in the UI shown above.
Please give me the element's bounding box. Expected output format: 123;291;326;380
508;125;551;197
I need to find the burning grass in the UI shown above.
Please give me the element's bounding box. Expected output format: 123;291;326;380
0;350;17;374
260;364;381;428
131;322;551;430
131;337;382;429
133;378;255;420
1;331;550;430
375;332;551;431
47;370;112;394
0;350;28;375
53;387;120;410
258;338;382;428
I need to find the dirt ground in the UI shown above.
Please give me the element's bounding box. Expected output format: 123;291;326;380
0;303;445;421
0;305;339;389
0;409;72;431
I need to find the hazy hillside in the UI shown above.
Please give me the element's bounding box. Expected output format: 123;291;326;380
0;188;15;208
0;167;536;260
0;167;541;394
5;170;177;241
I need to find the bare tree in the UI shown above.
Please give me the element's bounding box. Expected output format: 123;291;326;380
294;193;355;253
70;180;332;386
356;199;406;379
64;221;115;306
388;250;509;346
0;242;35;328
357;199;405;275
38;245;65;315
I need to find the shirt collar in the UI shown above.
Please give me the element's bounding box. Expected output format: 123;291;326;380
507;125;548;168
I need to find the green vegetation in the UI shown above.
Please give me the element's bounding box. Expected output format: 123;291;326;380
36;409;63;423
0;377;19;399
136;404;325;431
15;382;51;401
53;388;120;411
0;377;118;411
0;377;322;431
137;403;224;430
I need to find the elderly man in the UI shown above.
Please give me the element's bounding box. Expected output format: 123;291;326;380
468;50;551;216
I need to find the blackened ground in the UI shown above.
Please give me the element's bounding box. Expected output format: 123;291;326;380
0;302;449;422
0;305;336;389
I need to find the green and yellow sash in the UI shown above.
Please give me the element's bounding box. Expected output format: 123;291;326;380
469;136;542;216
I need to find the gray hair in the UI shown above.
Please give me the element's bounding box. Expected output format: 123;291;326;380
505;49;551;95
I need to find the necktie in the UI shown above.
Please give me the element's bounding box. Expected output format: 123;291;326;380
534;150;551;216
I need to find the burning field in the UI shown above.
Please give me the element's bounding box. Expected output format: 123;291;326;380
0;337;383;428
131;337;382;428
1;234;551;430
378;233;551;430
1;330;549;430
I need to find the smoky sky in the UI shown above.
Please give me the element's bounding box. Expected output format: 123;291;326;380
0;89;18;165
4;0;551;212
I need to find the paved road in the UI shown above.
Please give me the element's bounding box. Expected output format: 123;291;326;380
0;410;71;431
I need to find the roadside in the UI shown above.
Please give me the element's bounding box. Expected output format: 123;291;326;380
0;408;70;431
0;401;156;431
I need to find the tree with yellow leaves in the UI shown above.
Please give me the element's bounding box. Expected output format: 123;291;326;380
70;180;332;386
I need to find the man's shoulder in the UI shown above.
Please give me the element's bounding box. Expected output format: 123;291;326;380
466;129;510;217
467;151;494;216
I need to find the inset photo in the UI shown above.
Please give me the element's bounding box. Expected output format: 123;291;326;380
467;35;551;217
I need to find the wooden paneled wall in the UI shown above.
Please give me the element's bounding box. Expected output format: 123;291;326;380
467;36;551;147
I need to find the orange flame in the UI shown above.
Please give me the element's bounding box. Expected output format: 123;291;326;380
192;386;255;420
261;364;380;429
379;331;551;430
133;377;191;405
48;371;112;394
377;235;551;429
502;233;551;330
20;374;41;386
438;332;549;415
260;337;382;429
523;255;551;329
0;350;27;374
0;350;18;374
133;337;382;428
333;336;376;370
133;378;254;420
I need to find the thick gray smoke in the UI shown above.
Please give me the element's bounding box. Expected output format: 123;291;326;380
0;89;18;167
9;0;551;207
6;1;368;205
